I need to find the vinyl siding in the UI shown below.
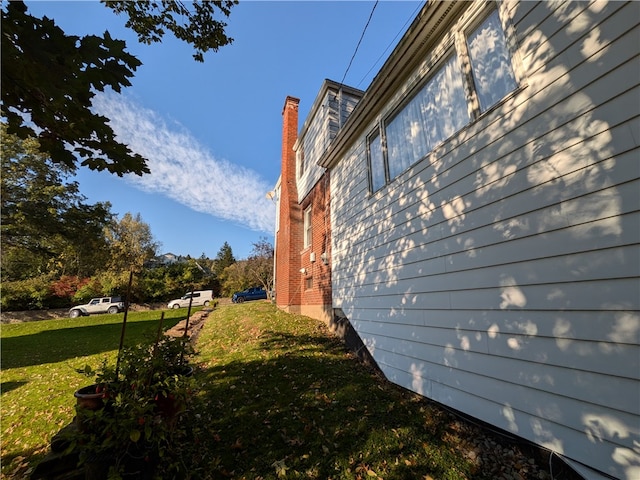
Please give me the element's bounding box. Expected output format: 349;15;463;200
329;1;639;478
298;86;363;201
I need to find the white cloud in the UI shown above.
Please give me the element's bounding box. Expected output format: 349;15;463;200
92;92;276;233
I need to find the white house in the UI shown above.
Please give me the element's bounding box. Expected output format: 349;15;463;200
308;1;639;478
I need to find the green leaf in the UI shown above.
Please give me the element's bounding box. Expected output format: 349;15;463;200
129;428;141;443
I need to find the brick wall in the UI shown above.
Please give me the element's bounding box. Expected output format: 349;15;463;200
275;95;333;322
300;172;332;311
275;96;302;311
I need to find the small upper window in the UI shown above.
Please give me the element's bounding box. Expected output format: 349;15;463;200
303;206;312;248
368;131;386;192
466;9;517;112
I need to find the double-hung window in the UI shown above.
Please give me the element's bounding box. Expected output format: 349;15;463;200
303;206;312;249
368;6;518;193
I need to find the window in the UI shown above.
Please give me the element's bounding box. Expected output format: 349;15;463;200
303;206;312;248
386;54;469;181
466;9;517;113
368;6;518;192
368;130;386;192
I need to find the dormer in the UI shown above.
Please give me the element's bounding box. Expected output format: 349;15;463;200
295;79;363;202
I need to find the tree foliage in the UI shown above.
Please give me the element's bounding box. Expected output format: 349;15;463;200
213;241;236;277
246;237;274;296
0;124;112;280
220;260;249;297
219;238;274;297
105;212;159;273
1;1;148;176
1;0;237;175
104;0;237;63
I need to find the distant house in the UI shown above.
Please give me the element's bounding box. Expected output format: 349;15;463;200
147;253;186;267
273;2;639;479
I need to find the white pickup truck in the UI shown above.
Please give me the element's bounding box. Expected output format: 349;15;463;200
69;296;125;318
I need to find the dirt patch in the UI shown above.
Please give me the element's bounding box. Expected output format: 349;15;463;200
165;308;212;341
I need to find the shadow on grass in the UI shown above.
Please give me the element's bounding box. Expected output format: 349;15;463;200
185;329;464;480
1;319;181;369
1;380;28;395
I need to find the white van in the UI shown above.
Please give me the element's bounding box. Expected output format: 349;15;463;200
167;290;214;309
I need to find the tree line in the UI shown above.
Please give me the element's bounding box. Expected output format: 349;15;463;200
1;126;273;312
1;1;272;311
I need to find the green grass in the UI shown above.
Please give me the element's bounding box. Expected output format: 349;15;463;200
2;302;480;479
0;308;191;479
174;303;475;480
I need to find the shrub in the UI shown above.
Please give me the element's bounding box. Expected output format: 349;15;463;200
73;277;107;303
50;276;90;303
1;276;57;311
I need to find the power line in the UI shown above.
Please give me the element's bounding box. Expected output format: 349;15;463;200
355;2;424;89
340;0;379;86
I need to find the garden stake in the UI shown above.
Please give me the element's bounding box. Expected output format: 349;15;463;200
180;290;195;365
115;269;134;379
153;311;165;357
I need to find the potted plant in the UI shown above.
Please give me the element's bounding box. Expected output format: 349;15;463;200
70;336;197;479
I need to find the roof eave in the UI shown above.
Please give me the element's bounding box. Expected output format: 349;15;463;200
318;0;468;169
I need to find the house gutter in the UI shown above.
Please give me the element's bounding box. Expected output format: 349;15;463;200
318;0;468;169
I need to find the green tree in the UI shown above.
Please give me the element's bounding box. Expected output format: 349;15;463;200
105;212;159;274
220;260;249;297
104;0;236;63
0;124;112;281
1;0;236;176
213;241;236;279
246;237;274;297
1;1;146;176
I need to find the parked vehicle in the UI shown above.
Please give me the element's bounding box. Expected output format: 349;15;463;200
69;297;125;318
167;290;214;309
232;287;267;303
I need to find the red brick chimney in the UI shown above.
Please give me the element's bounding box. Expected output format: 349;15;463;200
275;96;302;311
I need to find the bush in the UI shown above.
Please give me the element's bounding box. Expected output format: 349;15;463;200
73;277;105;303
50;276;90;304
1;276;57;311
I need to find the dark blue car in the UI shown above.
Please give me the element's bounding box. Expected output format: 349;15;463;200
232;287;268;303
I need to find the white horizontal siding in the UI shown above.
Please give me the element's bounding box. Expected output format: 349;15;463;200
329;1;640;478
368;340;639;416
381;356;637;480
353;317;639;382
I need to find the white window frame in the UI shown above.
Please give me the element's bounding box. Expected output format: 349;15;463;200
303;205;312;249
368;3;520;193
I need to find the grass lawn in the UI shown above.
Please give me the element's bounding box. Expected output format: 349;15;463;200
0;308;188;479
188;302;475;480
2;302;555;479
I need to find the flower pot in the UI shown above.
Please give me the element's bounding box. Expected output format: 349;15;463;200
75;384;108;432
75;384;105;411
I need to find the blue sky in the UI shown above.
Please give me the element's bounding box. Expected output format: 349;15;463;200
25;1;423;259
